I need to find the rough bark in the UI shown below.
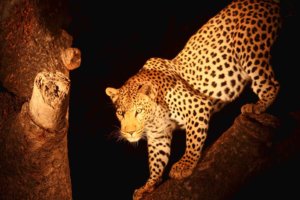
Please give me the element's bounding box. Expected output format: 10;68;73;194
0;0;79;199
0;96;71;199
144;112;300;200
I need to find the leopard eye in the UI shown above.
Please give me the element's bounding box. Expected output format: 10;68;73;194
136;108;142;113
135;108;142;117
117;110;124;117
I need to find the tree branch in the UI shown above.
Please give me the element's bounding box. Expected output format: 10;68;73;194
29;71;70;131
144;112;300;200
0;71;72;200
0;0;77;199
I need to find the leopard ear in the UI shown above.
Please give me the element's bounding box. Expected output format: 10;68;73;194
137;82;156;100
105;87;119;103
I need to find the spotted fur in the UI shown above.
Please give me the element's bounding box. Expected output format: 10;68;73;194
105;0;281;199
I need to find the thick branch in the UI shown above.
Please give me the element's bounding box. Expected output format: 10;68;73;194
0;71;71;199
0;0;76;199
0;0;75;99
29;71;70;131
144;112;300;200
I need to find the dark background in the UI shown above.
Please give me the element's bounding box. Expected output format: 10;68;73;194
66;1;299;199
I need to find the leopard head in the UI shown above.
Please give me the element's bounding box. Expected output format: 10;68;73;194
105;81;157;143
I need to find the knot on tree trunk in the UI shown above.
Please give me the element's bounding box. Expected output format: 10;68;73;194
61;47;81;70
29;71;70;132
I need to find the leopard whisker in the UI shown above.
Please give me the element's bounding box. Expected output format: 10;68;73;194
106;126;122;141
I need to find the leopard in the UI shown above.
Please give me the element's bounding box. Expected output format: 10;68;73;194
105;0;281;199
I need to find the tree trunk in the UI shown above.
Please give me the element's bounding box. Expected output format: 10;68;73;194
144;112;300;200
0;0;80;199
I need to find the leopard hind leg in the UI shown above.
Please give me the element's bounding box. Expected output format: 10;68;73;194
241;63;280;114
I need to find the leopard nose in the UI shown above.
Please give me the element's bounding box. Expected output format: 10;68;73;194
127;131;135;135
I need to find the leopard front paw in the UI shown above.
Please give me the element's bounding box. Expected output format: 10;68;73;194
133;184;154;200
241;103;265;114
169;161;195;179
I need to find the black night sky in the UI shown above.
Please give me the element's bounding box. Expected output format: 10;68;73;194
66;1;299;199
